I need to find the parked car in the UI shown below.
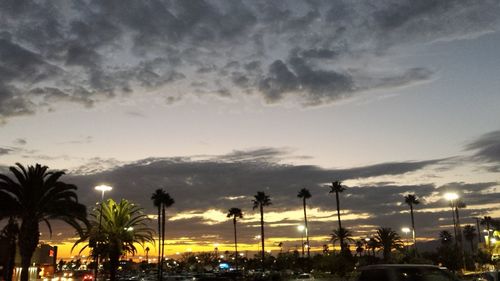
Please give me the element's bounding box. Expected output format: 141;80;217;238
357;264;460;281
295;273;314;281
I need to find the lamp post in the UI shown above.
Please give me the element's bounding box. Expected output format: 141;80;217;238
94;185;112;281
444;193;459;242
297;225;305;257
444;192;466;270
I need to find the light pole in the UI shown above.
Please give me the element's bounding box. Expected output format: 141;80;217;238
297;225;305;257
402;227;410;254
444;192;466;270
94;185;112;281
444;193;459;242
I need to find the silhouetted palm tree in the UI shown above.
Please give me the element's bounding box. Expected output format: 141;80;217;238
453;200;466;248
227;207;243;270
151;189;174;281
297;188;312;257
463;225;476;253
151;189;166;281
252;191;271;268
374;227;402;262
328;181;346;251
330;227;354;252
439;230;453;245
355;240;364;257
74;199;154;281
0;163;88;281
404;194;419;251
160;193;174;266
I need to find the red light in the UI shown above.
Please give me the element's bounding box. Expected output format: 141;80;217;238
49;249;54;257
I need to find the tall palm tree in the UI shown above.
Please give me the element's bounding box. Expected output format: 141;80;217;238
0;163;88;281
160;193;174;270
481;216;494;249
463;225;477;253
454;200;466;249
297;188;312;257
328;181;346;251
374;227;402;262
439;230;453;245
227;208;243;270
404;194;419;251
252;191;271;268
151;190;174;281
330;227;354;253
74;199;154;281
151;189;166;281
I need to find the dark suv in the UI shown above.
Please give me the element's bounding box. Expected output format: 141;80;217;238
357;264;460;281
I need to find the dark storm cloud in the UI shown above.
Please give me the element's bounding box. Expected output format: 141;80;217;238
58;150;499;242
1;0;499;120
66;148;444;215
466;130;500;171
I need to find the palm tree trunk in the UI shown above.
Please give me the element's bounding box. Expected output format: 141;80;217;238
303;198;310;258
335;191;343;251
260;204;265;271
109;252;120;281
233;218;238;271
6;239;16;281
19;221;39;281
161;205;166;280
157;206;161;281
410;204;417;252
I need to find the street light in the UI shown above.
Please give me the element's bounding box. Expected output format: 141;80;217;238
94;185;112;281
402;227;410;252
444;192;466;270
297;225;305;257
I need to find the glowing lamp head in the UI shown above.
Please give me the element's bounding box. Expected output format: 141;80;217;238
95;185;112;192
444;192;459;201
491;238;497;244
401;227;411;234
297;225;305;231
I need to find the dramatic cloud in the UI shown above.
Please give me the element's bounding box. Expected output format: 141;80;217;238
1;0;499;120
466;130;500;171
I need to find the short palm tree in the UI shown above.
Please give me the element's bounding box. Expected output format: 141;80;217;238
439;230;453;245
463;225;477;253
252;191;271;268
74;199;154;281
404;194;419;251
0;163;88;281
331;227;354;253
227;208;243;270
297;188;312;257
328;181;346;251
374;227;402;262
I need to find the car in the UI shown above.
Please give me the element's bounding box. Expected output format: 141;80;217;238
357;264;460;281
295;273;314;281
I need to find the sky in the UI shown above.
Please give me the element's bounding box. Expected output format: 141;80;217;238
0;0;500;259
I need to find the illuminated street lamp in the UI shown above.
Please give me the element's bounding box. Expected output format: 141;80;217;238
94;184;112;281
444;192;466;269
298;225;305;257
402;227;411;252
